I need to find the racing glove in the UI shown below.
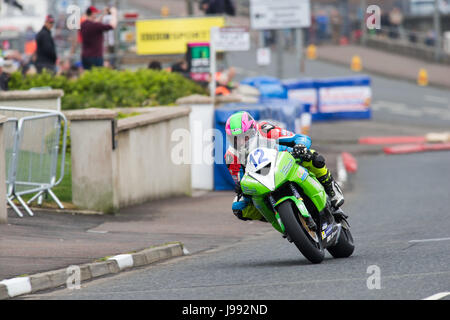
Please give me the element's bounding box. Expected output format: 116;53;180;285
291;144;313;162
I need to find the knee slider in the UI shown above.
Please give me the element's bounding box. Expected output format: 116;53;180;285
312;153;326;168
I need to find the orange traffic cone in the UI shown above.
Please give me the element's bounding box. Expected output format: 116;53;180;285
351;55;362;72
306;44;317;60
417;68;428;86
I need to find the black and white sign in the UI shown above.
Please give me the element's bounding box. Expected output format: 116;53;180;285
250;0;311;30
211;27;250;52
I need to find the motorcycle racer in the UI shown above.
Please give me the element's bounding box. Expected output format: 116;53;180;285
224;111;344;221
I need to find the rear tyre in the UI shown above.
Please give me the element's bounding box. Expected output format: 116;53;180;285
278;201;324;264
327;226;354;258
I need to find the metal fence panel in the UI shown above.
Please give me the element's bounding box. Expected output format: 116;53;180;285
0;106;68;217
3;119;18;197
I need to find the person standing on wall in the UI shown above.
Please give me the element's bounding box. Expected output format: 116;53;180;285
35;15;57;74
80;6;117;70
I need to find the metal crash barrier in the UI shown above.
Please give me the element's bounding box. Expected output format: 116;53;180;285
0;106;68;217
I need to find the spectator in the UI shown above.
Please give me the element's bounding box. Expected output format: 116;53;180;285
80;6;117;70
171;60;190;78
24;26;37;56
315;10;329;43
388;7;403;39
148;61;162;70
35;15;57;73
0;59;18;91
200;0;236;16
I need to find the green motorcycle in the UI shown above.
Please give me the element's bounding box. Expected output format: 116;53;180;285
240;146;354;264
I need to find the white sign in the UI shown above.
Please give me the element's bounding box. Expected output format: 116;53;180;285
257;47;271;66
250;0;311;30
211;27;250;51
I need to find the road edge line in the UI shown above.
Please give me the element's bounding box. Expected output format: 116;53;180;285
422;292;450;300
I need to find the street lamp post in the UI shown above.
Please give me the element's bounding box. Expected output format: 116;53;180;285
433;0;442;62
360;0;367;45
186;0;194;16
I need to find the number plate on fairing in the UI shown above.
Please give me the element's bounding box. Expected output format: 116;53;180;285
247;148;277;172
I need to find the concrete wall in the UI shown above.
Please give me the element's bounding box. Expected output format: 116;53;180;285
69;111;116;213
66;107;192;213
0;90;63;111
114;110;191;207
0;116;7;224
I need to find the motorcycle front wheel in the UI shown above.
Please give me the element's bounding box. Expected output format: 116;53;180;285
278;201;324;264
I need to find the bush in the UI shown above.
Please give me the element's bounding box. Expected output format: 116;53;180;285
9;68;207;110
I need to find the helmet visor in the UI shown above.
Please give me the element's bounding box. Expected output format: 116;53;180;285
227;127;256;152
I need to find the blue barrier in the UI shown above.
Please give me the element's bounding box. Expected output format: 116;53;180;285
283;76;372;121
241;76;287;100
240;76;281;87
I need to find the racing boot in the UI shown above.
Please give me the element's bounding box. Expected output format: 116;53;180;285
318;171;345;208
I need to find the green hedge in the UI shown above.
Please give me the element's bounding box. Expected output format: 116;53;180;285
9;68;207;110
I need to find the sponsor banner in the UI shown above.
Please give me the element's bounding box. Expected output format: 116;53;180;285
319;86;372;113
136;17;225;55
283;76;372;120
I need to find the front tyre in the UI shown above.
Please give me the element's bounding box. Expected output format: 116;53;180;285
278;201;324;264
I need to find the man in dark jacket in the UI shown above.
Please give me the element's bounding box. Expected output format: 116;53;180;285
200;0;235;16
80;6;117;70
35;15;57;73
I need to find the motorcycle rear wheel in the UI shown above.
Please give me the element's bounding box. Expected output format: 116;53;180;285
278;201;324;264
327;225;355;258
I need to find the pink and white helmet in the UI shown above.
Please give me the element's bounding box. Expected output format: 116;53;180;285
225;111;257;151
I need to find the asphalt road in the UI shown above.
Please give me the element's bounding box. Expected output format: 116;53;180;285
26;150;450;300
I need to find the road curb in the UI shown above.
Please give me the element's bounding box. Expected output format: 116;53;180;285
0;242;185;300
384;142;450;155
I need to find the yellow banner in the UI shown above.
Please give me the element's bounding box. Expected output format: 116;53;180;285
136;17;225;55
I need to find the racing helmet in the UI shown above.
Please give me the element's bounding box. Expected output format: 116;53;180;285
225;111;257;153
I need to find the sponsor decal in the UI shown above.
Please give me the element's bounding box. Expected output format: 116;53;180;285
281;158;293;176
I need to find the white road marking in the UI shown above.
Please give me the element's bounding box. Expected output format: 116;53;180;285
424;95;449;105
422;106;448;115
372;100;450;119
423;292;450;300
86;229;108;234
408;237;450;243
